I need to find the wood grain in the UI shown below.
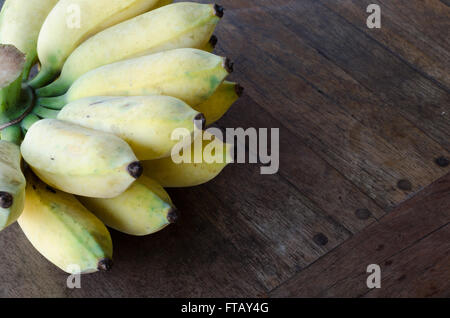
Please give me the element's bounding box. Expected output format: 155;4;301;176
270;173;450;297
0;0;448;297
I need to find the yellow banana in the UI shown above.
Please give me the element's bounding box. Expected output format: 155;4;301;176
21;119;142;198
0;0;58;79
0;141;25;230
18;172;113;274
57;95;205;160
38;48;233;110
37;3;223;97
143;131;233;187
78;176;177;236
29;0;163;88
194;81;243;126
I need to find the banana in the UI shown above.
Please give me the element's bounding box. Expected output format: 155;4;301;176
0;141;25;230
0;0;59;79
79;176;177;236
21;119;142;198
38;48;233;110
29;0;163;88
143;131;233;187
18;172;113;274
57;95;205;160
194;81;243;126
37;3;223;97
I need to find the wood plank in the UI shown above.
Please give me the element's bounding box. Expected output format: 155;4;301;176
213;1;450;209
270;173;450;297
216;94;385;233
200;155;351;290
263;0;450;150
320;0;450;88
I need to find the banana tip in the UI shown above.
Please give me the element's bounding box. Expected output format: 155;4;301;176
214;4;225;18
97;258;113;272
167;208;179;224
223;58;234;73
0;192;13;209
127;161;143;179
195;113;206;130
235;84;244;97
209;35;218;48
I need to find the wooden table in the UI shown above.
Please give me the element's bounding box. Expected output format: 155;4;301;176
0;0;449;297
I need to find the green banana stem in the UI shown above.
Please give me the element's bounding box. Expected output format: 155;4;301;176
33;105;59;119
36;77;70;97
37;95;66;110
21;113;40;132
1;124;22;144
28;67;56;89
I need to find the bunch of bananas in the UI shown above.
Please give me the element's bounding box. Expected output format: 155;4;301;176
0;0;241;274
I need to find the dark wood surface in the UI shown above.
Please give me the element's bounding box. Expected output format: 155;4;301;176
0;0;449;297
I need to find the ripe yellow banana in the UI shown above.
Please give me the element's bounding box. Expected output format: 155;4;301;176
0;0;58;79
0;141;25;230
78;176;177;236
37;3;223;97
57;95;205;160
38;48;233;110
18;172;113;274
143;131;233;187
29;0;163;88
194;81;243;126
21;119;142;198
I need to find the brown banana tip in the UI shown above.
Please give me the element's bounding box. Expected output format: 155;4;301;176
209;35;218;48
167;208;179;224
194;113;206;130
223;57;234;73
97;258;113;272
127;161;143;179
0;192;13;209
235;84;244;97
214;4;225;18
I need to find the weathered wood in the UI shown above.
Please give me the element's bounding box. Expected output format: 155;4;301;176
216;94;385;233
213;1;450;209
270;173;450;297
266;0;450;150
320;0;450;88
0;0;448;297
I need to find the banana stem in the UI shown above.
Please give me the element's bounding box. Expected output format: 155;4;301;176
21;113;40;132
28;67;57;89
1;124;22;145
36;77;69;97
33;105;59;119
37;95;66;110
